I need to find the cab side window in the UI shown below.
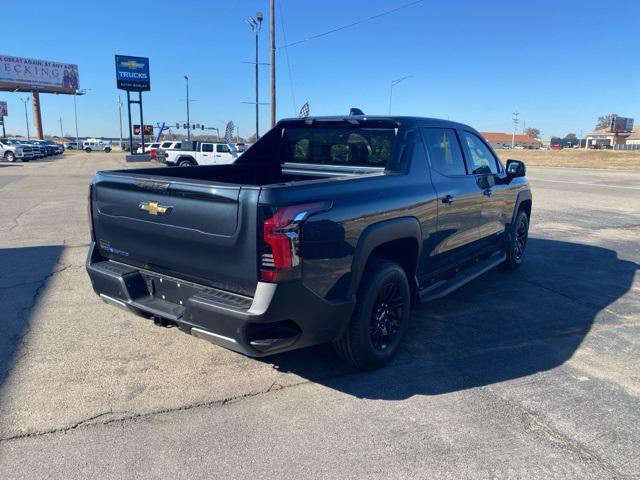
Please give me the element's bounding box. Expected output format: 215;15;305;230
463;132;499;174
201;144;214;153
422;128;466;176
216;144;230;153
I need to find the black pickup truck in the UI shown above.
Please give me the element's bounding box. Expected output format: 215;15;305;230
86;115;532;369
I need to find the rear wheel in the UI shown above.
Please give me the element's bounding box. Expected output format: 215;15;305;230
178;159;194;167
502;209;529;270
85;147;92;153
104;147;111;153
333;259;411;370
5;152;15;162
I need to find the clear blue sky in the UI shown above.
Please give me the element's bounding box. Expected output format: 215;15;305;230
2;0;639;140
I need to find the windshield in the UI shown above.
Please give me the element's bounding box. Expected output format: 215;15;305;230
282;126;396;168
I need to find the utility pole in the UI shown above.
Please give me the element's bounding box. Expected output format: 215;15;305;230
73;91;79;149
511;112;519;149
270;0;276;128
59;117;63;138
247;12;263;140
19;97;30;139
184;75;191;141
117;96;123;150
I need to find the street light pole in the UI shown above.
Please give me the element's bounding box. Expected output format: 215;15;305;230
19;97;30;139
184;75;191;141
117;96;123;150
270;0;276;128
247;12;263;140
59;116;63;138
511;112;519;149
389;76;411;115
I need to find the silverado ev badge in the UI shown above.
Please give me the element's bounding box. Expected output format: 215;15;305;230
138;201;172;216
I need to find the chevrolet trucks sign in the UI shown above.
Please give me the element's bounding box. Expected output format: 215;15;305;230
0;55;79;94
115;55;150;91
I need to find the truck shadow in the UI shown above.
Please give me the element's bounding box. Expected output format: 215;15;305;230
0;246;64;389
265;238;638;399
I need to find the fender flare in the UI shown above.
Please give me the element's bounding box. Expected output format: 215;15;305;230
348;217;422;296
511;189;532;223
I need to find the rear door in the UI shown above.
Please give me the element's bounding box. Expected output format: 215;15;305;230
91;172;260;296
198;143;215;165
420;127;484;275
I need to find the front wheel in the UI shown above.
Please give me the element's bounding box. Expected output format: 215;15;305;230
502;209;529;270
333;259;411;370
178;159;194;167
85;147;92;153
5;152;15;162
104;147;111;153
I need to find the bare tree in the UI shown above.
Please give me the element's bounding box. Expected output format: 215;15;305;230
524;127;540;139
595;114;617;130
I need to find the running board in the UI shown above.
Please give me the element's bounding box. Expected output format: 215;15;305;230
419;252;506;302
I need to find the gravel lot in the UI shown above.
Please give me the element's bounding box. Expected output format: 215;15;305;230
1;153;639;479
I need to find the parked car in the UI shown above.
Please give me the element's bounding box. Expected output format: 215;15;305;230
83;141;112;153
86;114;532;370
135;142;161;154
23;141;46;158
0;138;34;162
65;142;78;150
157;141;239;166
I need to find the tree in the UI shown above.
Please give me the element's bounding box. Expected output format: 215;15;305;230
524;127;540;139
564;133;578;147
246;133;258;144
564;133;577;140
595;114;617;130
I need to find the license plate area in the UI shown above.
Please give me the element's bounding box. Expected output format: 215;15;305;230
142;273;199;306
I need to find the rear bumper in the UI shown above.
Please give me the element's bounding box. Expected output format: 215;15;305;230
85;242;353;356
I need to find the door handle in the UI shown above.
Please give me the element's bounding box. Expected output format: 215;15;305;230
215;154;221;157
442;194;455;205
483;189;493;197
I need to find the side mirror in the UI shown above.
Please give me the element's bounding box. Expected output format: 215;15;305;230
506;159;526;179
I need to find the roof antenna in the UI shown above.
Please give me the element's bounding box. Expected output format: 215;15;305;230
349;107;365;116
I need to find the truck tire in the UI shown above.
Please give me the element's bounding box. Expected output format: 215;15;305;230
333;259;411;370
5;152;15;162
104;147;111;153
85;147;92;153
501;209;529;270
178;158;195;167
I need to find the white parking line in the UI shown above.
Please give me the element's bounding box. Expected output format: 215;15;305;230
528;177;640;190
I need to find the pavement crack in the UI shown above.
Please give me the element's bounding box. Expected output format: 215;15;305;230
6;201;45;232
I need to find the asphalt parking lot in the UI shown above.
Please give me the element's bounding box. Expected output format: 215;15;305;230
1;153;639;479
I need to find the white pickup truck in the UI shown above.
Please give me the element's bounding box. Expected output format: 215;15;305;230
157;141;239;166
1;138;35;162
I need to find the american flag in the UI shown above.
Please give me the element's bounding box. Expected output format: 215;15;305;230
299;101;310;118
224;121;235;143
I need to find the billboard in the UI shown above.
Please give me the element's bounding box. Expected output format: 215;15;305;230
0;101;6;117
115;55;150;91
610;116;634;133
0;55;79;93
133;124;154;136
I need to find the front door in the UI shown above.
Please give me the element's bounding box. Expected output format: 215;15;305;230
460;130;508;249
419;127;485;281
199;143;215;164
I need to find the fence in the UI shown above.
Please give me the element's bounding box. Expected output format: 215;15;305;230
614;144;640;151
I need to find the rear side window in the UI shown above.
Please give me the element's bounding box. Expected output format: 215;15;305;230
174;143;181;149
216;144;230;153
463;132;499;174
422;128;466;176
161;142;172;148
201;143;214;152
283;127;396;168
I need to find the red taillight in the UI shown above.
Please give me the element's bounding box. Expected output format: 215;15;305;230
260;201;329;282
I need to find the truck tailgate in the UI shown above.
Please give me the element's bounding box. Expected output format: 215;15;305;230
91;172;260;296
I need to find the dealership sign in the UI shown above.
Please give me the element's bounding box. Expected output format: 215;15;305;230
0;101;7;117
133;124;154;135
115;55;150;91
0;55;79;94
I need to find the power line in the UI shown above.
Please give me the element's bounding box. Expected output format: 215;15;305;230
278;0;424;50
278;0;297;115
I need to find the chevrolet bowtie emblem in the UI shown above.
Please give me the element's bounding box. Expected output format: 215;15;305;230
138;201;172;216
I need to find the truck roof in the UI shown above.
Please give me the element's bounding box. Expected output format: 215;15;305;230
277;115;473;131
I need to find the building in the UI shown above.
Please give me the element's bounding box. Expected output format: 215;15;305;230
481;132;542;149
